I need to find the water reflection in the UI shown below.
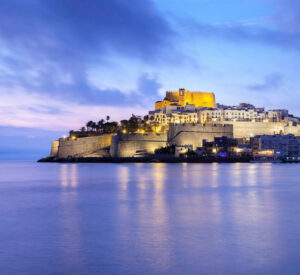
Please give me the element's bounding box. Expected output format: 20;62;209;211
136;164;147;191
138;163;171;271
8;162;296;274
60;164;68;187
211;162;219;188
227;163;282;267
130;163;283;272
118;165;130;200
152;163;166;190
116;163;172;273
181;162;190;188
58;164;82;268
70;164;78;187
260;163;273;186
247;164;260;186
60;164;78;188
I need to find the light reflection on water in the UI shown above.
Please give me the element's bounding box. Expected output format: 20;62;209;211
59;164;82;269
60;164;78;188
1;162;300;274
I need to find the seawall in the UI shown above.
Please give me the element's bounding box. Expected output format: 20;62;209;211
50;140;59;157
110;133;167;157
53;134;113;159
47;121;300;161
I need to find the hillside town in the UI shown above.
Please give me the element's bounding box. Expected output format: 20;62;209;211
41;89;300;163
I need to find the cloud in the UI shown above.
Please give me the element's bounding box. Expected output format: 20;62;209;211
0;0;173;106
211;17;268;28
185;21;300;51
247;73;284;91
0;86;148;131
178;0;300;52
273;0;300;33
0;0;174;60
0;1;168;131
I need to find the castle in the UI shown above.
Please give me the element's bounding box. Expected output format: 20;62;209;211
155;88;215;110
150;91;300;139
46;88;300;160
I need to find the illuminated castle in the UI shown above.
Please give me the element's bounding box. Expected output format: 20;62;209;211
155;88;216;110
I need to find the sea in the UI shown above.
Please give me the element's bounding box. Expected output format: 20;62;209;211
1;161;300;274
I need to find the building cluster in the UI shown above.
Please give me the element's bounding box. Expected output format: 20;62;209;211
198;104;293;123
150;90;299;125
251;134;300;161
147;89;300;161
192;134;300;162
150;104;198;125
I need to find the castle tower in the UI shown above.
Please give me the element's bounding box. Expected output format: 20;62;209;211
178;88;186;106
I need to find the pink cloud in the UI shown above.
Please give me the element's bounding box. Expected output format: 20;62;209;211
0;87;147;131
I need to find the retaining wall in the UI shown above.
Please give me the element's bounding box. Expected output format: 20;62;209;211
57;134;113;159
168;123;233;149
224;121;285;138
110;133;167;157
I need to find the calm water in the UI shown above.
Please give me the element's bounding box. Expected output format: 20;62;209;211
1;162;300;274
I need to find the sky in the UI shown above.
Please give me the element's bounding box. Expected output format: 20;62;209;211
1;0;300;159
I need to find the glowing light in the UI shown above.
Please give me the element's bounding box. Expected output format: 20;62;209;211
212;148;217;153
122;129;127;134
135;129;145;134
258;150;274;156
155;126;162;133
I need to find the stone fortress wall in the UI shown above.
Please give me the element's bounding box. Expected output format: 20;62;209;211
50;140;59;157
218;121;300;138
48;122;300;159
284;122;300;136
51;134;113;159
168;123;234;149
110;133;167;158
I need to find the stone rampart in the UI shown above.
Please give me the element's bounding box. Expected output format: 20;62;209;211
57;134;113;159
50;140;59;157
168;123;233;149
49;122;300;160
284;123;300;136
219;121;294;138
110;133;167;157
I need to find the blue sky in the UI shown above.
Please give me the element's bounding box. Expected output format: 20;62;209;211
0;0;300;159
